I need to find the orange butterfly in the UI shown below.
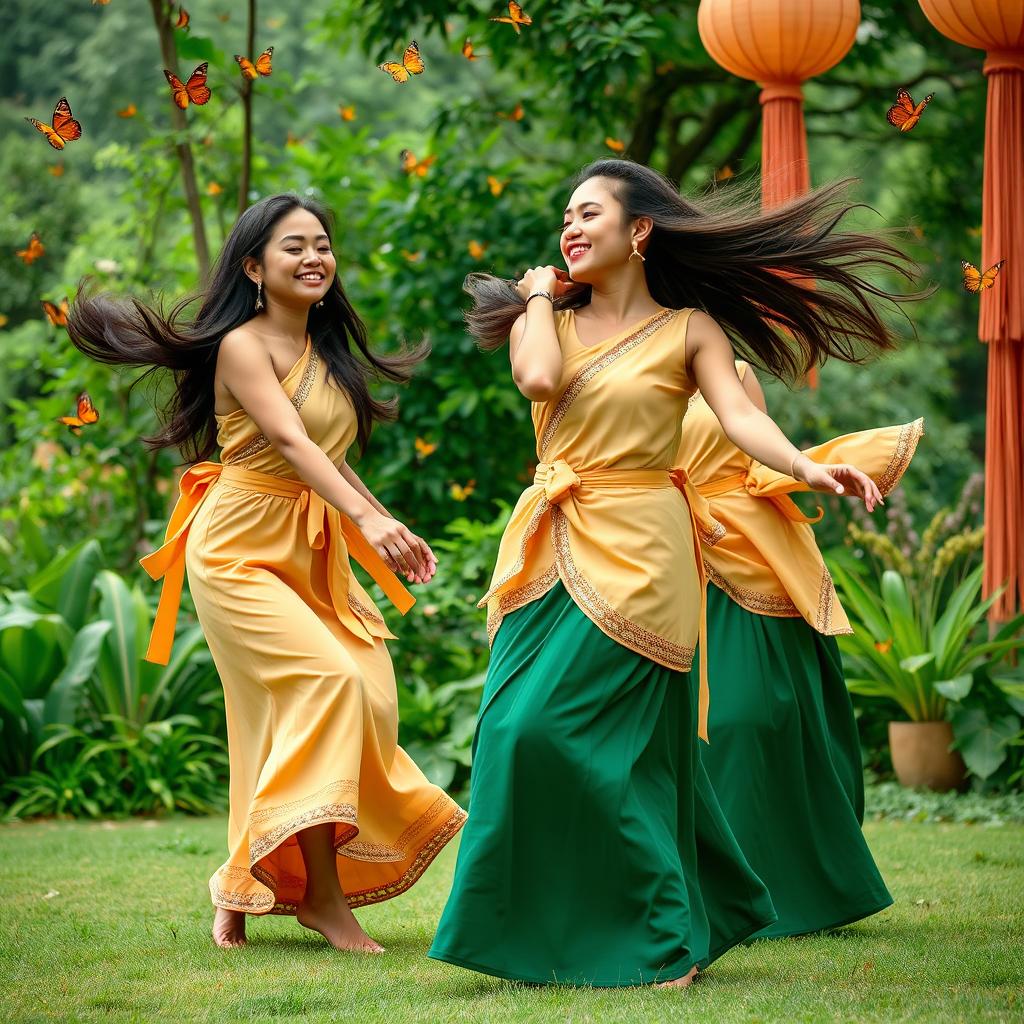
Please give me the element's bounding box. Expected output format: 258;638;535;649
715;165;734;181
0;314;9;328
886;88;933;132
48;163;65;177
490;2;532;34
15;232;45;265
25;97;83;151
462;38;485;61
487;175;508;196
401;150;435;176
415;437;438;458
450;479;476;501
339;104;356;121
605;137;625;153
41;298;69;328
378;41;424;83
164;63;211;109
175;6;190;29
874;638;893;654
468;240;487;260
401;249;424;262
206;181;223;195
236;47;273;80
497;102;524;121
117;103;137;118
57;392;100;436
92;0;111;5
961;259;1005;293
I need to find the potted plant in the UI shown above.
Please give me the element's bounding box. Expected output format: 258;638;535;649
830;479;1024;791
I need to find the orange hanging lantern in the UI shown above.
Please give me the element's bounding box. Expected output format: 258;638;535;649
919;0;1024;621
698;0;861;387
697;0;860;206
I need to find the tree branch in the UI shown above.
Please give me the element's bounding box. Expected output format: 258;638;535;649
238;0;256;216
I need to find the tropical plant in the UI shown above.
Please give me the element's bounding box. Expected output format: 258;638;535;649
832;562;1024;786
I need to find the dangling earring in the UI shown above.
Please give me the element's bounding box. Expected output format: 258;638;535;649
316;299;324;308
254;280;264;311
629;240;646;263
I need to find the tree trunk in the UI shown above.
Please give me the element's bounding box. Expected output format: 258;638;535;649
238;0;257;217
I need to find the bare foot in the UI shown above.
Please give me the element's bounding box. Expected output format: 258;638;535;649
296;898;384;953
656;965;699;988
212;907;247;948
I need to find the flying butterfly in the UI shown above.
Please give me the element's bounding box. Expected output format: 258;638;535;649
605;137;625;153
339;104;356;121
235;47;273;80
462;38;486;61
497;102;524;121
164;63;211;109
15;232;45;265
25;96;83;151
487;175;508;196
41;298;69;328
401;150;435;177
117;103;137;118
886;88;933;132
378;41;424;83
175;6;190;29
961;259;1005;294
48;163;65;177
490;2;532;34
57;392;100;436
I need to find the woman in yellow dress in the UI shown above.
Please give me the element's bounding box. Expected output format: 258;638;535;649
428;160;919;987
679;362;922;936
67;194;466;952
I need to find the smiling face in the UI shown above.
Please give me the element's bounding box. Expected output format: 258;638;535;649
559;176;645;284
248;206;337;309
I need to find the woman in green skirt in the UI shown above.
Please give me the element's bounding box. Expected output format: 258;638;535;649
679;362;923;936
428;160;918;987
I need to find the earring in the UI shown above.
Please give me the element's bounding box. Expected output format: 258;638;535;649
316;299;324;308
629;240;646;263
254;280;264;311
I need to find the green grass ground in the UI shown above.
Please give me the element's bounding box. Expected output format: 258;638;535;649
1;816;1021;1023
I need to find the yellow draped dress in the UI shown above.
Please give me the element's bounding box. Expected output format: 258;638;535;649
140;336;466;914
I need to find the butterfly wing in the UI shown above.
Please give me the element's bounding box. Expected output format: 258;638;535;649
961;260;982;293
26;117;65;150
462;38;477;60
254;47;274;77
16;232;44;264
175;7;190;29
235;55;257;80
401;41;424;76
379;61;410;83
886;88;915;129
980;260;1005;290
509;1;532;24
76;392;100;425
41;299;69;327
51;97;82;144
185;63;211;105
164;69;189;108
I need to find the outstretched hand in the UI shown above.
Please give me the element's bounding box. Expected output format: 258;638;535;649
793;455;884;513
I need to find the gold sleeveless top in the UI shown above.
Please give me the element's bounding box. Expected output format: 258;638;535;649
481;307;726;737
140;336;415;664
677;360;924;634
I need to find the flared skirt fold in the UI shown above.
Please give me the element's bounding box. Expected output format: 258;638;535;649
428;581;776;986
701;583;893;938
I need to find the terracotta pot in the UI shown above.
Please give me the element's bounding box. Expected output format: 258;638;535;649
888;721;966;792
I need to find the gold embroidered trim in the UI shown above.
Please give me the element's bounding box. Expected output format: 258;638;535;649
876;417;924;496
551;507;694;671
815;568;853;636
395;793;452;849
340;841;405;863
346;806;467;908
226;349;321;464
540;309;680;456
700;519;727;546
486;563;560;646
248;778;358;827
249;802;358;864
477;498;552;608
704;561;800;617
348;591;385;627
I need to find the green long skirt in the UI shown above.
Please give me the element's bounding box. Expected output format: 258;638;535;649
701;583;893;938
428;581;777;986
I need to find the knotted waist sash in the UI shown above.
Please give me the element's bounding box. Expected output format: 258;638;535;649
139;462;415;666
695;469;824;524
485;458;723;743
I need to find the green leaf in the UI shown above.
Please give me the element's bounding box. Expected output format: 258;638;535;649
951;707;1021;780
934;674;973;701
43;621;113;725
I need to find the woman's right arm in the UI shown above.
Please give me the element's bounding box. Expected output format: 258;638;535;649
218;330;433;583
508;265;573;401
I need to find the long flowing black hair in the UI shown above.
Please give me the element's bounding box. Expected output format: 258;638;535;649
67;193;426;463
464;159;928;380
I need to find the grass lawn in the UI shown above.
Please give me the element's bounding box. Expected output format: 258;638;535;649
1;815;1021;1023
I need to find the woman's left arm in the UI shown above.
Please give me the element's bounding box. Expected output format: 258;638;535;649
687;310;883;511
